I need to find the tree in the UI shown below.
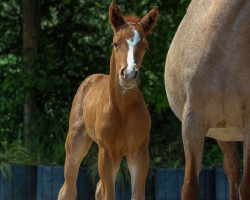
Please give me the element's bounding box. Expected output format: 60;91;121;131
22;0;40;151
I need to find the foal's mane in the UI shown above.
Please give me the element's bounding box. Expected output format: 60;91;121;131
123;13;140;23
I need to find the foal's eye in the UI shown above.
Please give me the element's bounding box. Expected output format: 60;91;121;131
113;42;118;48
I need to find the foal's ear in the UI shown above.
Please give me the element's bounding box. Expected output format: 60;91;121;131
109;0;125;31
139;6;158;34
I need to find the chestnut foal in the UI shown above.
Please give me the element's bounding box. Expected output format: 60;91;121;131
58;1;158;200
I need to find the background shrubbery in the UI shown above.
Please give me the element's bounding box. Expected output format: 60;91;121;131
0;0;243;182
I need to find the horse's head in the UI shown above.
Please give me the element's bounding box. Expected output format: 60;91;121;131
109;0;158;89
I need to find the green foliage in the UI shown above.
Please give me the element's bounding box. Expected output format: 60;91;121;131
0;0;23;143
202;138;243;168
0;54;23;142
0;140;31;180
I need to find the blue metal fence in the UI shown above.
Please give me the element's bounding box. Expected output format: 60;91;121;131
0;165;243;200
155;168;215;200
0;165;36;200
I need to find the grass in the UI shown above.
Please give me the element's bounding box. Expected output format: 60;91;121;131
0;141;31;180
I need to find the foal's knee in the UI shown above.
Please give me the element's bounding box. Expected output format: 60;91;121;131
58;183;77;200
239;178;250;200
182;180;200;200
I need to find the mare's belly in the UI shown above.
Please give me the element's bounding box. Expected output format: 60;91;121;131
192;81;247;141
206;127;243;141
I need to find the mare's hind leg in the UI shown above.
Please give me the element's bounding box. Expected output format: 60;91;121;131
239;126;250;200
58;127;92;200
181;105;208;200
218;141;240;200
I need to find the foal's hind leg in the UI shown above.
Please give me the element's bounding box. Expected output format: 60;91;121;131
97;145;122;200
95;180;102;200
218;141;240;200
58;128;92;200
127;137;149;200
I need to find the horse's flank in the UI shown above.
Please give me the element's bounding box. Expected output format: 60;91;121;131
165;0;250;141
165;0;250;199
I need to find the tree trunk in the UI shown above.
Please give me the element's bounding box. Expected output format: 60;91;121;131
22;0;40;151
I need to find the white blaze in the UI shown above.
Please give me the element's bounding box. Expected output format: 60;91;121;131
126;29;140;76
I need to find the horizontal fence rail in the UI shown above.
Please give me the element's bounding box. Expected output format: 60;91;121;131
0;165;243;200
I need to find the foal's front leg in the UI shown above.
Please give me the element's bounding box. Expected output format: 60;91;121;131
97;144;122;200
127;137;150;200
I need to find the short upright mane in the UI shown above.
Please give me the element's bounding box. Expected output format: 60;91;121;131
124;13;140;23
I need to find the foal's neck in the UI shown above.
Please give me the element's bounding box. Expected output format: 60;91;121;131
109;51;139;110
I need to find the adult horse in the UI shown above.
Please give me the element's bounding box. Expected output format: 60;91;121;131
165;0;250;199
58;1;158;200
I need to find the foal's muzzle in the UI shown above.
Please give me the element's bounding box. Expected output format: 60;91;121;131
119;65;139;89
120;65;139;81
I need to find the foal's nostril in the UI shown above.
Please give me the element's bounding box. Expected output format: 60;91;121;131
121;68;125;77
134;71;138;79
